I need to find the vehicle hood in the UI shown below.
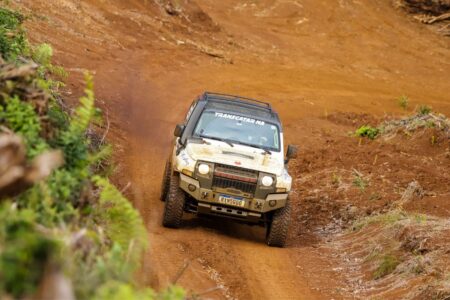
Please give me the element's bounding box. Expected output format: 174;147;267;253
185;140;284;176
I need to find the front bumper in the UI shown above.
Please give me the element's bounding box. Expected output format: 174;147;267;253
179;173;288;214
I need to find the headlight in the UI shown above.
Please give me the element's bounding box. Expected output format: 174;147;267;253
261;176;274;187
198;164;210;175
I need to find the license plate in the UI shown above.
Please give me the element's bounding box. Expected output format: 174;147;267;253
217;195;245;208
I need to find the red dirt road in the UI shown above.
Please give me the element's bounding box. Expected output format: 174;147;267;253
14;0;450;298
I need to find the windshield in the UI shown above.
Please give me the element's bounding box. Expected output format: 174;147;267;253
193;111;280;151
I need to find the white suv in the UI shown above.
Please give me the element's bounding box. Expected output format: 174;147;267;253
160;92;297;247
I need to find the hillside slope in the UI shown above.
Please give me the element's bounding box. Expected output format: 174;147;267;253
11;0;450;299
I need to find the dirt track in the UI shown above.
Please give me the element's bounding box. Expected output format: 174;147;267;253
14;0;450;298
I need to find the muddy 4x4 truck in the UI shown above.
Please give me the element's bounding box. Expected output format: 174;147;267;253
160;92;297;247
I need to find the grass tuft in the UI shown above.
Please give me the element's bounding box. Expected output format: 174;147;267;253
351;209;407;232
373;254;400;279
398;95;409;110
418;105;432;116
353;174;368;191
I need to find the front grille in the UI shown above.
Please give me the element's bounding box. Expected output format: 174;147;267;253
212;176;257;194
212;164;258;195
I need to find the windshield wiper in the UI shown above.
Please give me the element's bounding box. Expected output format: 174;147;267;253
199;135;272;154
189;136;211;145
200;135;234;147
230;140;272;155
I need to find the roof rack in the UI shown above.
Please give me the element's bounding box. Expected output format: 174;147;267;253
202;92;272;110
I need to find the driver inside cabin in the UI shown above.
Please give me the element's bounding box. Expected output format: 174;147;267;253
194;111;280;150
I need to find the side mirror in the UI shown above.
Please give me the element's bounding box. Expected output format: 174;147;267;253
285;144;298;164
174;124;185;137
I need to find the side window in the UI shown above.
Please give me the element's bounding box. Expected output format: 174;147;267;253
184;100;197;124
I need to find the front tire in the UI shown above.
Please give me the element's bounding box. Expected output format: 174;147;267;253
266;199;291;247
160;160;171;201
162;174;185;228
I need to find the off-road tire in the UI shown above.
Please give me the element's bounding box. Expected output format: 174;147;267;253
160;160;171;201
266;199;291;247
162;174;185;228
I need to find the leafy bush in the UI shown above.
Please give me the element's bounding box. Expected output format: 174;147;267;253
17;180;78;226
0;95;48;158
93;281;154;300
0;204;60;298
32;43;53;66
0;8;29;60
0;7;170;300
32;43;68;81
355;125;379;140
93;281;185;300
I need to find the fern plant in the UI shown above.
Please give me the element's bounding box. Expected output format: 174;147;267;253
93;176;148;263
55;73;96;169
0;8;163;298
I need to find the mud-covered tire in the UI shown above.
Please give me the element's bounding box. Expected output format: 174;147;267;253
160;160;171;202
162;174;185;228
266;199;291;247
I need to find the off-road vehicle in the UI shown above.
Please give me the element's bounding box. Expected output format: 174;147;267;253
160;92;297;247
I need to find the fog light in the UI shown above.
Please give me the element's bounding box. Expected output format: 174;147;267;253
269;200;277;207
188;184;196;192
182;169;193;177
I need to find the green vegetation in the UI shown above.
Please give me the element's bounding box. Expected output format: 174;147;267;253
0;95;48;158
355;125;379;140
0;7;184;300
398;95;409;110
373;254;400;279
351;209;407;232
353;174;368;191
418;105;432;115
351;209;431;233
380;111;449;137
0;205;60;298
331;173;341;186
0;8;29;61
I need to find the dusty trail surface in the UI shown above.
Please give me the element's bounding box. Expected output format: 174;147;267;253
14;0;450;299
